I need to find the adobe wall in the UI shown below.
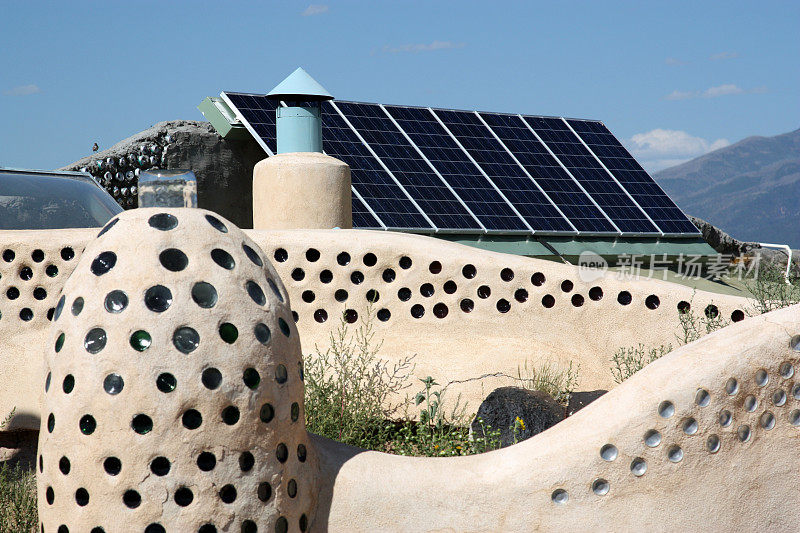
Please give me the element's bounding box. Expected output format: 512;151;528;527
313;303;800;531
0;227;749;430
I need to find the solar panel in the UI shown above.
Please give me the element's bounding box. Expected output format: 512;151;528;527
383;105;529;232
433;109;574;233
524;116;660;234
478;113;618;234
351;192;383;228
221;92;280;154
334;101;481;231
566;119;698;234
319;103;433;231
221;92;698;236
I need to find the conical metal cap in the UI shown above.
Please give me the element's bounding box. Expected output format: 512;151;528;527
267;67;333;101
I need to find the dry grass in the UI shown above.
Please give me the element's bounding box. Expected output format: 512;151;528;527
0;408;38;533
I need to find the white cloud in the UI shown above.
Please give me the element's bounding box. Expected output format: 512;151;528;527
665;57;687;66
4;84;40;96
703;83;743;97
664;89;697;100
302;4;328;16
625;129;730;172
383;40;465;53
709;51;738;61
664;83;766;100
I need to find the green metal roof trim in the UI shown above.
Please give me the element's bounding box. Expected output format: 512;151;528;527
436;234;716;259
267;67;334;101
438;234;553;256
545;236;716;258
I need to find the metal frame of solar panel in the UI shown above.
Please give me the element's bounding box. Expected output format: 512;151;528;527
565;119;698;234
220;91;699;237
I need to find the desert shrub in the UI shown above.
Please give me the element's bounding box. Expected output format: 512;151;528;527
304;310;513;456
745;260;800;315
0;408;38;533
516;361;579;405
468;417;504;454
676;303;729;345
303;307;415;450
611;344;672;384
0;410;13;431
0;465;37;533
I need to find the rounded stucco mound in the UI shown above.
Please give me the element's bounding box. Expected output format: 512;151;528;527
252;152;352;230
37;208;316;533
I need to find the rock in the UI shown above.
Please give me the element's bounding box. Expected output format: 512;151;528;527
690;215;799;275
567;389;607;416
689;216;754;255
470;387;564;448
0;430;38;470
60;121;266;229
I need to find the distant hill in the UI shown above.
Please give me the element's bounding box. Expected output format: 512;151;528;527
654;128;800;248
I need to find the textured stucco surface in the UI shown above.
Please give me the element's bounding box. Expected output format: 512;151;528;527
253;152;352;230
1;226;749;430
36;208;317;532
0;212;794;532
313;304;800;531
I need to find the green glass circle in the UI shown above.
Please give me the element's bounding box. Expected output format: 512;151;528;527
131;414;153;435
243;368;260;390
79;415;96;435
278;318;290;337
156;373;176;393
63;374;75;394
55;333;65;353
219;323;238;344
130;330;152;351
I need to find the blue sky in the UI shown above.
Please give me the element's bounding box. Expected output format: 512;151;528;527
1;0;798;172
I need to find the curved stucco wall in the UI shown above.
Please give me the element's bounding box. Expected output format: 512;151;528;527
312;303;800;531
0;226;748;429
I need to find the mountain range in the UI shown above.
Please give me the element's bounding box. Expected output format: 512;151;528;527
654;128;800;249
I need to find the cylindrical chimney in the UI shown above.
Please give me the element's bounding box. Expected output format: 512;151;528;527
252;68;352;230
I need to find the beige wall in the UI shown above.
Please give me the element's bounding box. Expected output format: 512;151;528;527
252;152;352;230
0;227;748;429
312;303;800;531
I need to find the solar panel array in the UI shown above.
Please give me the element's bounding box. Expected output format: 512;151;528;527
221;91;698;236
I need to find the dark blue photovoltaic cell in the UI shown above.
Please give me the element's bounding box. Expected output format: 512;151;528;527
384;105;528;232
320;103;432;230
351;194;382;228
222;92;279;153
434;109;573;232
479;113;617;233
335;102;481;230
524;116;659;234
567;120;699;234
223;93;686;235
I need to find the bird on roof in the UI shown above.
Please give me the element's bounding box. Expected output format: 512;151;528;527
92;142;99;152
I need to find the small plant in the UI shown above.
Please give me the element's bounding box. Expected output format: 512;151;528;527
676;300;729;346
304;306;415;449
516;361;579;405
0;408;38;532
1;408;15;431
744;260;800;315
611;344;672;383
468;417;503;454
511;416;526;445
